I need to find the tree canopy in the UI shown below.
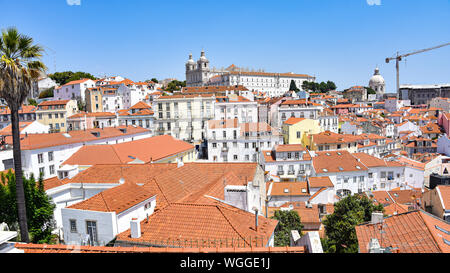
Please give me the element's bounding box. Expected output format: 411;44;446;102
49;71;96;85
271;210;303;246
165;80;186;92
322;194;384;253
302;80;337;93
38;86;54;99
0;170;56;243
289;80;300;92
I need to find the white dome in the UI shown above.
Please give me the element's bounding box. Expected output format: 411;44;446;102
369;67;385;86
198;50;208;62
186;53;195;65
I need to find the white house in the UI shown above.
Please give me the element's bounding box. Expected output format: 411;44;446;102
61;183;156;246
54;79;96;102
206;119;283;162
213;94;258;123
260;144;313;181
0;126;152;177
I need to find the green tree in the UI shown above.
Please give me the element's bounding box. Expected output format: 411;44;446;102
165;80;186;92
49;71;96;85
326;81;337;91
38;86;54;99
271;210;304;246
289;80;299;92
322;195;384;253
365;86;376;95
27;98;37;106
319;82;328;92
150;78;158;83
0;27;46;242
0;170;56;243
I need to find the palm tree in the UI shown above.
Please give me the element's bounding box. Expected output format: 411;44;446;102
0;27;46;242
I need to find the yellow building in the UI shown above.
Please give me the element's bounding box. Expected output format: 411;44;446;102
303;131;359;153
85;87;104;113
36;100;79;132
282;117;322;144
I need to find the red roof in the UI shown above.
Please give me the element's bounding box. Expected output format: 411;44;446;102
63;135;194;165
356;210;450;253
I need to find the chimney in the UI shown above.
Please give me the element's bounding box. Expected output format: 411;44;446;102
130;218;141;238
371;211;384;225
253;207;259;231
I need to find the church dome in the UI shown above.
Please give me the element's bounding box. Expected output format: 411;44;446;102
186;53;195;65
369;67;385;86
198;49;208;62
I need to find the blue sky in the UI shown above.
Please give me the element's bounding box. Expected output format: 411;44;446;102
1;0;449;92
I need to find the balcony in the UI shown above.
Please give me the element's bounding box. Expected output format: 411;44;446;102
288;170;295;175
277;170;284;175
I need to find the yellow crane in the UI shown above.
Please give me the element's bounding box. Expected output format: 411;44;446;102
385;42;450;96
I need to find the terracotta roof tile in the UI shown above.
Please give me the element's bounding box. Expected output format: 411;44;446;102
115;203;278;247
356;210;450;253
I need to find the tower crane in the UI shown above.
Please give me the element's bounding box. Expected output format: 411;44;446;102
385;42;450;96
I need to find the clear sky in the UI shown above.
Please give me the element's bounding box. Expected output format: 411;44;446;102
1;0;449;92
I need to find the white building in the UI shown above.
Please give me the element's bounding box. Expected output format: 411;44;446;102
213;94;258;123
185;50;315;97
277;99;323;128
384;98;411;113
260;144;313;181
118;101;154;131
0;126;152;178
206;119;282;163
61;183;156;246
54;79;96;102
153;94;216;143
368;67;385;100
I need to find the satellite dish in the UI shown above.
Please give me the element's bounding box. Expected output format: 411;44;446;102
119;178;125;184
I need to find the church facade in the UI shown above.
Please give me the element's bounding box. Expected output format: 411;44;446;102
185;50;316;97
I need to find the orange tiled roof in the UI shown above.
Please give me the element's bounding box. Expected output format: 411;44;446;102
279;202;320;224
312;150;368;174
68;183;155;213
437;185;450;211
63;135;194;165
308;176;333;188
115;202;279;247
9;126;150;150
268;181;309;196
15;243;305;253
356;210;450;253
312;131;359;145
283;117;306;125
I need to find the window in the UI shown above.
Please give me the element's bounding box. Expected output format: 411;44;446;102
39;167;45;176
38;153;43;164
297;131;301;138
70;219;77;233
381;172;386;179
359;176;364;182
368;172;373;178
233;155;238;160
212;143;217;148
49;165;55;175
245;143;249;149
48;151;54;162
86;221;98;245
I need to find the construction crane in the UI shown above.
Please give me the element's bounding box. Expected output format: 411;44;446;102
385;42;450;96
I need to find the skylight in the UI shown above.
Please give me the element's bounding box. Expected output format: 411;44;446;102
323;168;328;172
356;166;361;169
